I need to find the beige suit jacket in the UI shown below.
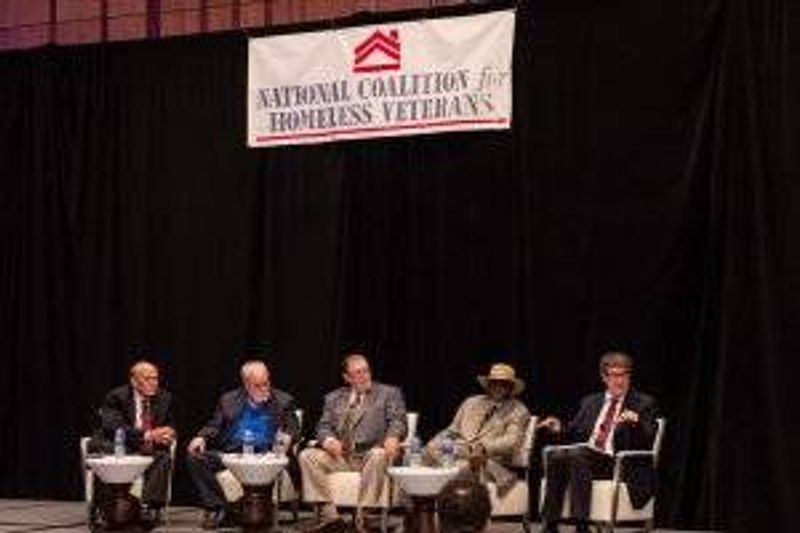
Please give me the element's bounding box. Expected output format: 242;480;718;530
428;394;530;493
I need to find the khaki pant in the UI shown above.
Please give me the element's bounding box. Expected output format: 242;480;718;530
299;447;390;509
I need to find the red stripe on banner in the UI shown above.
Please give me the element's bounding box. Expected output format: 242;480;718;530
254;117;509;143
352;63;401;73
354;31;400;56
355;41;401;65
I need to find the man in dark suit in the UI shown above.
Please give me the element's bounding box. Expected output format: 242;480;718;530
93;360;176;525
539;351;658;533
186;360;300;530
299;351;407;531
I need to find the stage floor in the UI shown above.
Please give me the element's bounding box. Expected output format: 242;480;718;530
0;499;713;532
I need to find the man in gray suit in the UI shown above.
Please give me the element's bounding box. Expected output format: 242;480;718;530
426;363;531;495
299;351;407;530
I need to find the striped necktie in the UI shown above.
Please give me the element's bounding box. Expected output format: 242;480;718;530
593;397;619;450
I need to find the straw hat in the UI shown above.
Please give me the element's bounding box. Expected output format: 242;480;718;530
477;363;525;396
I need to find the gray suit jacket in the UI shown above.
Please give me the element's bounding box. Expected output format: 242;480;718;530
315;382;407;452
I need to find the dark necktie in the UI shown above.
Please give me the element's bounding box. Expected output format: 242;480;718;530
340;393;363;456
593;397;619;450
141;398;153;431
477;403;499;434
140;398;154;453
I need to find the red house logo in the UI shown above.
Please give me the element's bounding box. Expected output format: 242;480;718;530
353;29;401;73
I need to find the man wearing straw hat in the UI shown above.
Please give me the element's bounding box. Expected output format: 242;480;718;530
426;363;530;495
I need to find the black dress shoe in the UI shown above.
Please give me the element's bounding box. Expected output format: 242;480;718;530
575;522;591;533
539;521;559;533
218;510;237;528
141;506;163;527
201;509;223;530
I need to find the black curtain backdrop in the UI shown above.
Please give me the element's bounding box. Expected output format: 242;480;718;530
1;0;798;530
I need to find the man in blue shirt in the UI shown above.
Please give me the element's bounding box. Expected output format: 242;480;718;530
187;360;300;529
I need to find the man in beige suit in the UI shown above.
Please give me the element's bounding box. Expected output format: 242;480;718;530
426;363;530;495
300;351;407;530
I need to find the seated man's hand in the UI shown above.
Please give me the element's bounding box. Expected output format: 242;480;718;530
617;409;639;424
187;436;206;456
383;436;400;461
151;426;176;445
322;437;344;458
468;443;488;472
537;416;562;433
469;443;487;459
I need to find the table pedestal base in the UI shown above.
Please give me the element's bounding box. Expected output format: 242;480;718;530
239;484;275;532
404;495;438;533
101;483;142;530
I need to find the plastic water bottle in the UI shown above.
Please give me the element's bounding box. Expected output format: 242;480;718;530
440;435;455;467
242;429;255;456
406;436;422;467
272;430;291;457
113;428;126;457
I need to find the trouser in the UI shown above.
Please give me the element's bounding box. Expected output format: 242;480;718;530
185;451;229;511
298;447;390;509
541;446;614;523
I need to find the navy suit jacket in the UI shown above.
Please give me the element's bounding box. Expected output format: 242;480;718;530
566;389;658;508
196;387;299;452
98;384;173;452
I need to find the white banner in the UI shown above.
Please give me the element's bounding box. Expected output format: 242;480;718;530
247;9;515;147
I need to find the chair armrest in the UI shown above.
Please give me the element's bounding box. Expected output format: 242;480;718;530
541;444;587;472
511;446;534;469
612;450;656;482
542;443;586;454
616;450;656;461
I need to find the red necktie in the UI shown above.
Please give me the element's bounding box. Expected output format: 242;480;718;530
141;399;153;431
593;397;619;450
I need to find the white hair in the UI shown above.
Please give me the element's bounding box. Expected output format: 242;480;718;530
240;360;268;383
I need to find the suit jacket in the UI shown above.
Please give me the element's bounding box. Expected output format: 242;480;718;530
435;394;530;459
567;389;658;508
429;394;530;493
315;382;407;452
196;387;299;452
98;384;173;452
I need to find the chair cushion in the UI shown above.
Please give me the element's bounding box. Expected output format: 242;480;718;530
487;480;529;516
216;469;298;503
538;479;654;522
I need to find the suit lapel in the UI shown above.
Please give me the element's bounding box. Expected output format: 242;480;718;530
151;390;168;426
125;385;137;426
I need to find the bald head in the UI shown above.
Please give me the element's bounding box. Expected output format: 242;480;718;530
130;360;159;397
